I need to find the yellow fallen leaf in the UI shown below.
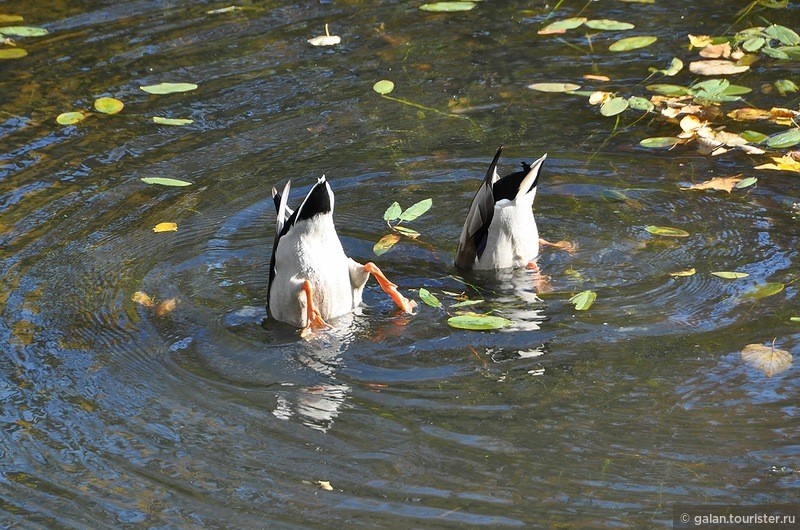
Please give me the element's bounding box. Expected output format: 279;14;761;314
681;175;743;193
153;222;178;233
155;298;177;317
588;91;611;105
727;108;771;121
755;155;800;173
741;342;792;377
669;268;696;277
316;480;333;491
679;114;705;133
132;291;155;308
688;34;712;48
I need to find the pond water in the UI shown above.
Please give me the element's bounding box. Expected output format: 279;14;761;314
1;0;798;527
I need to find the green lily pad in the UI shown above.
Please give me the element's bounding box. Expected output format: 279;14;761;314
569;290;597;311
745;282;785;299
0;26;48;37
528;82;581;93
609;35;657;52
600;96;629;116
584;19;634;31
646;84;692;96
765;24;800;46
645;225;690;237
0;47;27;59
640;137;680;148
418;288;442;308
373;79;395;95
743;36;766;52
152;117;194;126
419;2;476;12
539;17;587;34
628;96;655;112
56;111;85;125
140;82;198;94
140;177;192;187
735;177;758;189
93;97;124;114
741;130;768;143
447;313;513;330
766;128;800;148
711;271;750;279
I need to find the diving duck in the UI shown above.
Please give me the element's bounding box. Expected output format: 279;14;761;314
268;176;416;336
455;146;552;271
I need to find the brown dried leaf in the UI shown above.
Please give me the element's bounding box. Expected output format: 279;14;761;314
583;74;611;82
681;175;743;193
132;291;155;308
699;42;731;58
679;114;705;133
741;343;792;377
727;108;771;121
689;60;749;75
155;298;177;317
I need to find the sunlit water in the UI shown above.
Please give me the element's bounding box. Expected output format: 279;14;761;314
1;0;798;527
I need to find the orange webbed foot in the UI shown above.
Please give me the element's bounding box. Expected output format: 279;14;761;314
364;262;417;314
300;279;332;338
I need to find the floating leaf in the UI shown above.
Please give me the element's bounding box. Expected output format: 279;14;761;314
774;79;798;95
140;82;198;94
373;233;400;256
712;271;750;279
583;74;610;82
0;47;26;59
755;155;800;172
0;15;24;23
373;79;395;95
538;17;587;35
155;298;177;317
419;2;476;12
56;111;85;125
140;177;192;186
0;26;48;37
394;225;421;238
418;288;442;308
670;268;696;277
600;97;628;116
651;57;683;76
447;313;513;330
449;299;483;308
206;6;241;14
741;130;768;143
745;282;784;299
688;34;713;48
527;82;581;93
682;175;743;193
569;290;597;311
765;128;800;148
132;291;155;308
743;36;766;52
399;198;432;221
790;317;800;322
689;60;749;76
646;84;692;96
735;176;758;189
153;222;178;233
762;46;791;60
307;24;341;46
383;201;401;221
640;137;681;148
584;19;634;31
628;96;655;112
609;35;657;52
645;225;689;237
316;480;334;491
741;343;792;377
588;91;611;105
153;116;194;126
764;24;800;46
728;108;771;121
93;97;124;114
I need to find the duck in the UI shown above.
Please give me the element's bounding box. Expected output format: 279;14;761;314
455;146;552;271
268;176;416;336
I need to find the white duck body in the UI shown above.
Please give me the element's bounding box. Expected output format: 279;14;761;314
455;146;546;271
475;192;540;270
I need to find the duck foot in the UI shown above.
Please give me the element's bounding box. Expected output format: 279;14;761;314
300;279;331;338
539;238;576;253
364;262;417;314
526;261;552;292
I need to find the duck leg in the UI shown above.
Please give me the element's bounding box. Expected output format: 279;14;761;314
364;263;417;314
539;238;576;253
301;279;331;338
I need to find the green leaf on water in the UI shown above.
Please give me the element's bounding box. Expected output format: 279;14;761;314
447;313;513;330
640;137;681;148
418;288;442;308
645;225;690;237
765;128;800;148
743;36;766;52
140;82;198;94
449;299;483;308
140;177;192;187
153;117;194;125
609;35;657;52
601;189;628;202
646;84;692;96
93;97;124;114
762;46;791;60
584;19;634;31
0;26;48;37
0;47;27;59
0;15;24;23
419;2;476;12
745;282;785;299
650;57;683;76
600;96;628;116
712;271;750;279
628;96;655;112
56;111;85;125
790;317;800;322
765;24;800;46
538;17;587;34
373;233;400;256
394;225;421;238
569;290;597;311
741;130;768;143
774;79;799;95
399;198;432;221
373;79;394;95
527;82;581;93
735;177;758;189
383;201;401;221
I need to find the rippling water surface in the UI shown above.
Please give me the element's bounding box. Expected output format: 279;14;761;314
1;0;798;527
